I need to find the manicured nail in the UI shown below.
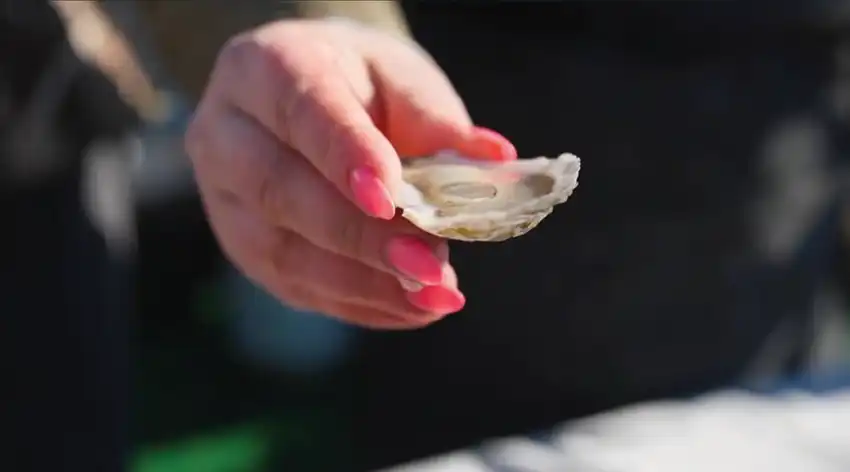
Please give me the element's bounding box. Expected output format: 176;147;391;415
386;236;444;285
349;167;396;220
471;126;518;160
406;285;466;315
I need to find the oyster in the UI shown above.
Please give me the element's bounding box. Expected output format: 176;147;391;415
397;152;580;242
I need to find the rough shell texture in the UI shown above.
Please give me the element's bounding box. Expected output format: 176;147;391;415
397;152;580;242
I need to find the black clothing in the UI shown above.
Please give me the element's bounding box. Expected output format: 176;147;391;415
353;3;850;469
3;177;131;472
1;1;137;470
0;0;136;194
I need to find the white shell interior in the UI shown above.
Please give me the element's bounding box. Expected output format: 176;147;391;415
397;151;580;241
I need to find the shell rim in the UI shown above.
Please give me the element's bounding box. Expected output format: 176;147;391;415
398;152;580;240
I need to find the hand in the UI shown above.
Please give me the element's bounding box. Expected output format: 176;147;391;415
185;19;515;329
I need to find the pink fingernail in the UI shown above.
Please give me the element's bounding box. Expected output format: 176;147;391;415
349;167;396;220
386;236;444;285
406;286;466;315
471;126;518;160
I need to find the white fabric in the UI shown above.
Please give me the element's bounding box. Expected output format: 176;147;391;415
380;390;850;472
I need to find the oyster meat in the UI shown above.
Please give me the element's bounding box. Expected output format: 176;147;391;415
397;152;580;242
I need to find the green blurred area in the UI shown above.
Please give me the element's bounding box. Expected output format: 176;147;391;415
133;273;353;472
134;423;270;472
133;331;351;472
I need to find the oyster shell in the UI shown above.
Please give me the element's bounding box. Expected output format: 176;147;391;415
397;152;580;242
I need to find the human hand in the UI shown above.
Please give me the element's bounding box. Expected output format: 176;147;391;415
185;19;515;329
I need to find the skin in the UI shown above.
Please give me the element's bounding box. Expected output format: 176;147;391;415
185;19;517;329
53;0;165;121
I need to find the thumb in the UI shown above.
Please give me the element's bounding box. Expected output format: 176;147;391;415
365;38;517;161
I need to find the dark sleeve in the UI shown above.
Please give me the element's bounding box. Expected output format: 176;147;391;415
0;0;138;193
0;5;70;191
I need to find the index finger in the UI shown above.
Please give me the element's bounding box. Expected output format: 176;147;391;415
212;29;400;221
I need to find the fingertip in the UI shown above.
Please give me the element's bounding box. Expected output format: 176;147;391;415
457;126;518;161
349;166;397;220
405;285;465;315
434;240;450;262
441;263;458;288
344;124;409;217
385;235;445;285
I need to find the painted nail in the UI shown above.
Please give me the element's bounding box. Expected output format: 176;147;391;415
406;285;466;315
349;167;396;220
386;236;444;285
471;126;518;160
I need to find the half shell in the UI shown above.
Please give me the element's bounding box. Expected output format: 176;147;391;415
397;152;580;242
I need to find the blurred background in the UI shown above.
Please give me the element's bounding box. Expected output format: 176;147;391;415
49;1;365;471
7;1;850;471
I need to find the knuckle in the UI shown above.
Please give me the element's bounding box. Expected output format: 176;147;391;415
269;230;301;280
362;272;404;307
330;215;372;262
255;161;282;220
217;33;302;137
252;149;295;225
278;78;309;145
216;33;262;77
249;36;304;144
334;266;383;305
320;115;346;172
